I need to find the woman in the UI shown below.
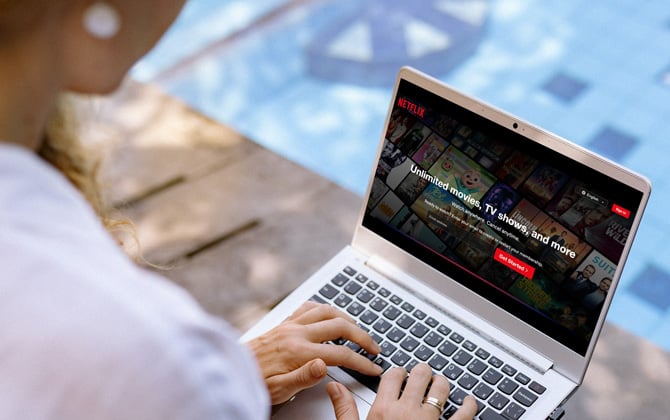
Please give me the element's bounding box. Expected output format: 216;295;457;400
0;1;477;419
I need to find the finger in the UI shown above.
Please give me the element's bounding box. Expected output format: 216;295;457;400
286;301;322;321
304;342;383;376
375;367;407;401
265;359;328;404
400;363;433;402
291;303;356;326
305;318;380;355
450;395;478;420
424;374;450;409
327;381;360;420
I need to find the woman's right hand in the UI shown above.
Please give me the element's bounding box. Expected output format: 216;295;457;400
327;364;478;420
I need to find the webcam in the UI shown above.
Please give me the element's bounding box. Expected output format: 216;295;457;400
512;122;519;129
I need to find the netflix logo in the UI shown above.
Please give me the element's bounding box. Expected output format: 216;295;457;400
397;97;426;118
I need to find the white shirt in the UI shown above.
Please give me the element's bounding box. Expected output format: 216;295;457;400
0;143;269;419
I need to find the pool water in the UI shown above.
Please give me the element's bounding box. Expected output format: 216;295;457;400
134;0;670;351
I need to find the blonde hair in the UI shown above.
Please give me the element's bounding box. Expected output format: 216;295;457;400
39;95;138;252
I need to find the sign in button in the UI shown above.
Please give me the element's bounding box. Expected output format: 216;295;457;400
494;248;535;279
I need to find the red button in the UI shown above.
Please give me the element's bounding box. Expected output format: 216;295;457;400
611;203;630;219
494;248;535;279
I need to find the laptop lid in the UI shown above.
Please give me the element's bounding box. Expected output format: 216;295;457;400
352;67;651;384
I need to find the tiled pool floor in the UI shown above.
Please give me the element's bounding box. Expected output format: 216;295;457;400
134;0;670;351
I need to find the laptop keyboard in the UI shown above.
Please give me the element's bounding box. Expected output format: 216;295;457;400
311;265;547;420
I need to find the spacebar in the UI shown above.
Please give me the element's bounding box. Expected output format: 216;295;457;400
340;367;381;392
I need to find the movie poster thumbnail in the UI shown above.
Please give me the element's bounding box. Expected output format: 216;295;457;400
519;164;570;207
369;190;404;223
561;250;615;314
376;139;407;183
494;150;539;188
396;122;433;156
412;133;450;169
367;177;389;210
395;172;430;205
427;145;497;209
386;109;415;144
480;182;521;222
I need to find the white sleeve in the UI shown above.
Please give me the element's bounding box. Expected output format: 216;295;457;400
0;144;270;419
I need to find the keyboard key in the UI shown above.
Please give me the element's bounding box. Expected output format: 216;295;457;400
479;408;506;420
396;314;416;329
332;273;350;286
448;388;468;405
473;382;494;400
343;266;357;276
515;373;530;385
401;302;415;312
400;336;420;352
443;364;464;380
334;294;352;307
475;348;490;360
374;357;392;373
344;282;362;295
346;302;365;316
373;319;392;334
449;332;464;343
438;324;452;336
503;402;527;420
386;327;406;343
424;331;444;347
488;392;510;410
488;356;504;368
428;354;448;370
413;309;427;320
467;359;488;375
310;294;326;304
366;280;379;290
457;373;478;390
378;287;391;297
513;387;538;407
370;297;388;312
319;284;338;299
345;341;361;352
410;323;429;338
355;273;368;283
405;359;419;373
379;341;397;357
341;367;380;392
391;350;411;367
529;381;546;395
462;340;477;352
357;289;375;303
502;364;517;377
438;341;458;357
359;310;379;325
483;368;503;385
390;294;403;305
426;317;439;328
497;378;519;395
414;345;434;361
370;332;383;344
383;306;402;320
452;350;473;366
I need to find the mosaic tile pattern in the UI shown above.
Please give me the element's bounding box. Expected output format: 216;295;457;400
542;72;590;103
587;126;640;163
629;265;670;312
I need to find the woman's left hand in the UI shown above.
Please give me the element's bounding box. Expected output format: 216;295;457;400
247;301;383;405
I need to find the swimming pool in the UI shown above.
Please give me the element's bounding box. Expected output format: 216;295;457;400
134;0;670;351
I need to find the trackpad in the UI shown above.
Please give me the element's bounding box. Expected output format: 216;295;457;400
272;378;370;420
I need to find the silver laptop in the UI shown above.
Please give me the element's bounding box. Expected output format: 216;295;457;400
243;67;651;420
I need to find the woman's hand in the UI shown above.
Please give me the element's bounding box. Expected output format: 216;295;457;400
327;364;478;420
247;302;383;405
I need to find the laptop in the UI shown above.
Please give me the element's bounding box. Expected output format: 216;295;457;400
242;67;651;419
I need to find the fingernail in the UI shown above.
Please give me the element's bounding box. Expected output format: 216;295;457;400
310;359;326;378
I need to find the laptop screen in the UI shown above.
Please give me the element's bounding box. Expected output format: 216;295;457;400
363;78;645;356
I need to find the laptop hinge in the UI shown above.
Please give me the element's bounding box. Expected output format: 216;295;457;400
365;254;553;375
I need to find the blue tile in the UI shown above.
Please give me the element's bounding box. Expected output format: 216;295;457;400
542;73;589;103
628;265;670;311
586;126;639;162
